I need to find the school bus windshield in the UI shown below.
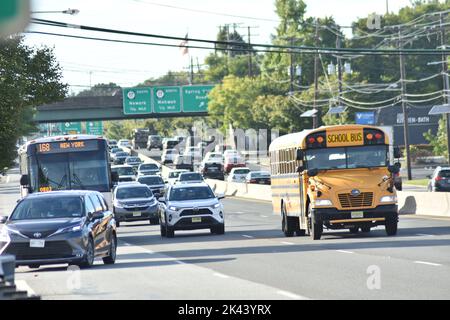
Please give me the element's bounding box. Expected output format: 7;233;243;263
306;145;388;170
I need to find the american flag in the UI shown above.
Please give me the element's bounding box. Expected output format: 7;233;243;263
179;33;189;56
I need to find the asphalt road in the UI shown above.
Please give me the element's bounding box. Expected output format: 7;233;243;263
1;169;450;299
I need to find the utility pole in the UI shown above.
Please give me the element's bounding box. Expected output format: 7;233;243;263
313;20;320;129
248;26;253;77
289;37;294;94
189;56;194;85
398;27;412;180
440;13;450;165
336;30;343;106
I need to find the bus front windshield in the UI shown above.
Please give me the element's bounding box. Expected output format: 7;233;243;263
306;145;388;170
30;150;110;192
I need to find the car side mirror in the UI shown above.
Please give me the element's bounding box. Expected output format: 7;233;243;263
20;174;29;186
296;149;304;161
217;193;225;200
158;197;166;203
0;216;7;224
91;211;104;220
307;168;319;177
388;165;400;174
393;146;401;159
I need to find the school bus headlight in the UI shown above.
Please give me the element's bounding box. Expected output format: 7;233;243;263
380;195;397;203
315;199;332;206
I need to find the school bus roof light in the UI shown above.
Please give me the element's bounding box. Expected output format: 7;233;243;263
375;133;382;140
308;137;316;144
366;133;374;140
317;136;324;143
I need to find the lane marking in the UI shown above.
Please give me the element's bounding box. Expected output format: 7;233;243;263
175;260;185;265
336;250;354;254
415;234;434;237
276;290;308;300
242;235;254;239
234;211;245;214
213;272;230;279
6;176;10;183
281;241;295;245
260;215;268;218
414;261;442;267
15;280;36;296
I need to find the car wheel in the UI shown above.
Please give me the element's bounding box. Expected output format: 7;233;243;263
211;224;225;235
150;218;159;225
166;225;175;238
79;237;95;268
361;226;371;233
28;264;40;269
116;221;120;228
102;234;117;265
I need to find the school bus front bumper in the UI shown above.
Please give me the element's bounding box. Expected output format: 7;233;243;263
310;204;398;228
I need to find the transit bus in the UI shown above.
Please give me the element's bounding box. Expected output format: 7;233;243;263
269;125;401;240
18;135;117;205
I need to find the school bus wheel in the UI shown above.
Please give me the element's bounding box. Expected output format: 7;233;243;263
308;207;323;240
281;203;295;237
385;219;398;236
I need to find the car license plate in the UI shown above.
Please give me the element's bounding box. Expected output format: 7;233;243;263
259;181;265;184
192;217;202;223
351;211;364;218
133;212;142;217
30;239;45;248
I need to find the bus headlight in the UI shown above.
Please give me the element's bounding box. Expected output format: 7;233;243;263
315;199;332;206
380;195;397;203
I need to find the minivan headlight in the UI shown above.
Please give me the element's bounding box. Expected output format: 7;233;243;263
314;199;332;206
380;195;397;203
168;206;179;211
0;228;10;243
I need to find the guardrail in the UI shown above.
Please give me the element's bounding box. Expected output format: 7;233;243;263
127;147;450;218
0;255;40;300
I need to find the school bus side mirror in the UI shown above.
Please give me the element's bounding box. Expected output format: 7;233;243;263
296;162;305;173
296;149;304;161
388;165;400;174
393;147;401;159
20;174;29;186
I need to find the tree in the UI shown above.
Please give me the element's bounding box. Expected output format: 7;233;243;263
0;37;67;171
77;83;120;97
424;117;448;157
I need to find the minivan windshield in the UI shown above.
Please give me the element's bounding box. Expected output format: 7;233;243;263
116;186;153;199
11;196;84;220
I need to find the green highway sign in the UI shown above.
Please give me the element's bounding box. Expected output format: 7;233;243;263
61;122;82;135
123;87;152;115
0;0;30;37
182;85;214;113
153;86;181;113
86;121;103;135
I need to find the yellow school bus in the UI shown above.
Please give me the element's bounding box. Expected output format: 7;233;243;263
269;124;400;240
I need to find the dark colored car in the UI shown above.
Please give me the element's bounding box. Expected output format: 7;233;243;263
246;171;271;185
147;135;163;150
200;162;224;180
427;167;450;192
0;191;117;268
114;151;129;165
113;183;160;226
137;175;166;198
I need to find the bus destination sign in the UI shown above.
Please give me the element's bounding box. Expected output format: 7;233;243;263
35;140;99;154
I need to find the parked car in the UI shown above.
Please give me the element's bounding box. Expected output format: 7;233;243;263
113;183;160;226
246;171;271;185
137;175;166;198
0;191;117;268
228;167;251;183
137;163;160;176
125;156;143;170
162;149;178;165
111;165;135;182
167;169;189;185
147;135;163;150
118;139;131;148
427;166;450;192
158;182;225;237
200;161;225;180
113;151;130;165
224;154;246;174
176;172;204;184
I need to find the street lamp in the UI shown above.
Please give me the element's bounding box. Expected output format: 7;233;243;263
31;8;80;15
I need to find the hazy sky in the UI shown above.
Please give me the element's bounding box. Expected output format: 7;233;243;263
24;0;416;94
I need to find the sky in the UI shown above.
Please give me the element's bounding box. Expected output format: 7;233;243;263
24;0;416;94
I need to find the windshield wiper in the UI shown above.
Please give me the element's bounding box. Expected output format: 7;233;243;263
72;173;86;190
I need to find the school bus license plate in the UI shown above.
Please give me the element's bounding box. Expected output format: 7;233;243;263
351;211;364;218
192;217;202;223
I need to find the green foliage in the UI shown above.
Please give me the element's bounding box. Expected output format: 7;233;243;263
77;83;120;97
0;37;67;171
424;117;448;157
